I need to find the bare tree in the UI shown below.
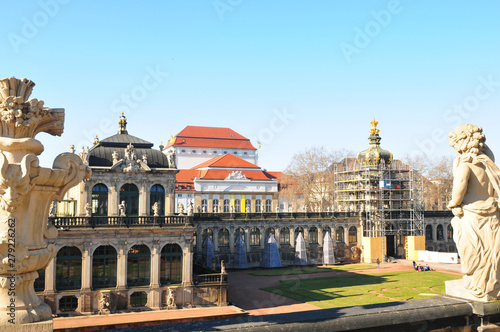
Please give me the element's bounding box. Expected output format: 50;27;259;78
280;147;354;212
401;154;453;210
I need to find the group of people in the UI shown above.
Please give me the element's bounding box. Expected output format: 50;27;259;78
413;261;431;272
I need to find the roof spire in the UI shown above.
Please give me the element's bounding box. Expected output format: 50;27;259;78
118;112;128;134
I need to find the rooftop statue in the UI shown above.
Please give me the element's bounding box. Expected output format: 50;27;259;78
447;124;500;301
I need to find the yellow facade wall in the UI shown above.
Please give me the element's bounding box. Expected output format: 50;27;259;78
405;236;425;260
361;236;384;263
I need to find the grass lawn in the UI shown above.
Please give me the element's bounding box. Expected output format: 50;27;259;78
262;270;461;308
250;264;376;276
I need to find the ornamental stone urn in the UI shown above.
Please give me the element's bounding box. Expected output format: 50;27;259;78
0;77;91;325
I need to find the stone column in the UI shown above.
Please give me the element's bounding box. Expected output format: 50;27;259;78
116;245;128;290
149;243;161;309
275;228;281;249
44;257;56;294
81;247;92;292
109;184;119;216
139;181;148;216
213;227;219;253
245;228;251;251
344;226;350;244
182;245;193;285
79;181;91;217
150;244;160;289
260;227;265;249
304;228;309;248
318;227;324;248
229;226;235;253
165;179;175;215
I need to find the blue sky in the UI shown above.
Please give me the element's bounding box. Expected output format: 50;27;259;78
2;1;500;170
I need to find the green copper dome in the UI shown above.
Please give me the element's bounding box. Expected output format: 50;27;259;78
356;118;393;167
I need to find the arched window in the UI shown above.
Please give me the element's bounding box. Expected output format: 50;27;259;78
295;227;305;241
425;225;433;241
127;245;150;287
56;246;82;290
202;229;213;244
212;199;219;213
234;228;245;246
336;227;345;243
150;184;165;215
280;227;290;245
265;227;275;240
437;224;444;240
92;184;108;216
223;199;230;213
201;199;208;213
309;227;318;244
255;199;262;212
266;199;272;212
120;183;139;216
447;224;453;240
250;228;260;246
92;246;117;289
234;199;241;213
349;226;357;243
161;244;182;285
218;228;229;247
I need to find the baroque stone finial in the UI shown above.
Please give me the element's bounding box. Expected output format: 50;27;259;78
0;77;64;141
0;77;91;325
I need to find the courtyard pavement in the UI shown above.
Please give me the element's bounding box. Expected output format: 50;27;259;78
53;260;463;331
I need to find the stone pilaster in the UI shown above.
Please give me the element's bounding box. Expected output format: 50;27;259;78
182;245;193;286
139;181;148;216
116;245;127;290
81;246;92;292
150;244;160;289
109;184;119;216
44;257;56;294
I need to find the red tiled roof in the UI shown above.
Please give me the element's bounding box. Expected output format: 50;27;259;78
197;170;275;181
165;126;256;149
192;154;260;169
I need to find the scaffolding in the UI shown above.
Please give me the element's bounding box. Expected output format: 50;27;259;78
334;161;424;239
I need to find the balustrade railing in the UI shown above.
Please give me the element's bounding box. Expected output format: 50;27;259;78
50;215;191;228
194;273;228;285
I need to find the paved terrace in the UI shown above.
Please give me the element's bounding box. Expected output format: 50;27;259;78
53;260;471;331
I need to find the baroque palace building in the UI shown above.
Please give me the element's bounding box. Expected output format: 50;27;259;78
40;115;455;316
40;115;226;316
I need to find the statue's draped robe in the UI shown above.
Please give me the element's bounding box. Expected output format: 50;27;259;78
451;153;500;299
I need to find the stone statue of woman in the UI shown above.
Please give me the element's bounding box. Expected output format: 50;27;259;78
447;124;500;301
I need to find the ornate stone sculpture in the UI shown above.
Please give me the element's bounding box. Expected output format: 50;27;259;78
178;203;184;215
447;124;500;301
0;77;91;324
167;149;176;169
152;202;159;216
187;201;194;216
166;288;175;309
119;200;126;217
85;203;92;217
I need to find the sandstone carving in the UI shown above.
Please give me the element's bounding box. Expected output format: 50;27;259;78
0;77;91;324
447;124;500;301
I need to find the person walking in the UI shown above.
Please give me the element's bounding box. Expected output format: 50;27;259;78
376;258;380;269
